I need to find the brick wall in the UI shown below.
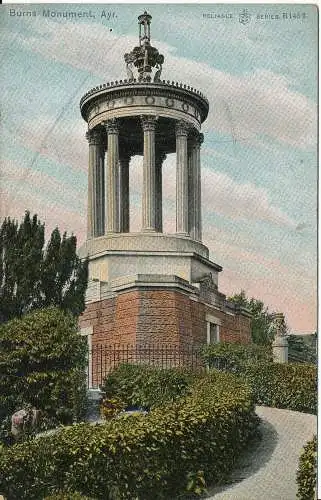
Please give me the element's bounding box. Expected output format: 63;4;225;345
79;287;251;385
79;287;251;348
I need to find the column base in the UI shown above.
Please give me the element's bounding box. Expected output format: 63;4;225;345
175;232;190;238
141;227;158;233
105;230;120;235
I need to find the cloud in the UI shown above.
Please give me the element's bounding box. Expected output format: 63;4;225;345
1;159;86;242
9;18;316;150
130;154;296;229
202;167;297;228
220;266;316;332
9;116;88;174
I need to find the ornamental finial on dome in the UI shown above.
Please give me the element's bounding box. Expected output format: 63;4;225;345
124;12;164;83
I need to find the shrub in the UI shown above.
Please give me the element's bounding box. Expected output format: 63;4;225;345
101;363;196;409
0;307;88;444
240;363;317;414
201;342;273;370
202;343;316;414
0;370;259;499
44;493;95;500
296;435;317;499
100;396;125;420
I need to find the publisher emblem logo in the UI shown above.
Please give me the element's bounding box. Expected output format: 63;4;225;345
239;9;251;25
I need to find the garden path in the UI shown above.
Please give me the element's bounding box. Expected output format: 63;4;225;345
207;405;316;500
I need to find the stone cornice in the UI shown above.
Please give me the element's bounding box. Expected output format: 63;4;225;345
80;80;209;123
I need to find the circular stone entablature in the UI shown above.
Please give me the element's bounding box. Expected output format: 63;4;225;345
80;80;209;134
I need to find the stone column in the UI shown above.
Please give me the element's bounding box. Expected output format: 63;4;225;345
119;154;130;232
104;119;120;233
141;115;157;232
188;136;196;239
86;129;102;239
176;120;189;235
96;145;105;236
155;151;166;232
194;133;203;241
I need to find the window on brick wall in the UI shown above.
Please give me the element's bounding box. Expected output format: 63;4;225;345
206;321;220;344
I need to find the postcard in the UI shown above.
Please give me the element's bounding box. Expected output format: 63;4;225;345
0;3;318;500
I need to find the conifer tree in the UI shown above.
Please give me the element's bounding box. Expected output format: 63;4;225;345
0;212;88;323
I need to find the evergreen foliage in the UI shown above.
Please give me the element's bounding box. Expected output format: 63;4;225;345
0;212;88;323
101;363;196;410
0;370;258;499
0;307;88;444
296;435;317;500
201;341;273;370
202;343;316;414
239;362;317;414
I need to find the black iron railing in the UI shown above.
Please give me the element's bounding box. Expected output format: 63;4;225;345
88;344;208;388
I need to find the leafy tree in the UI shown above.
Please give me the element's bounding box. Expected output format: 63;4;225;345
0;212;88;324
0;307;88;444
228;290;276;345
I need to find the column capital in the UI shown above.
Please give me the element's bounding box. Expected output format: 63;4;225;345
175;120;190;137
86;129;101;145
141;115;158;132
188;131;204;149
103;118;119;134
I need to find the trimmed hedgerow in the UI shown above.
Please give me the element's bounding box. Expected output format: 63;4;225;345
101;363;196;409
296;435;317;500
44;494;95;500
202;342;273;370
202;343;316;415
240;363;317;415
0;370;259;500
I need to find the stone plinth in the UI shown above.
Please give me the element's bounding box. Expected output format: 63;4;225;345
272;335;289;363
78;233;221;286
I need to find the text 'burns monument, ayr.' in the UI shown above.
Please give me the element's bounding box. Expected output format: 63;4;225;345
78;12;251;365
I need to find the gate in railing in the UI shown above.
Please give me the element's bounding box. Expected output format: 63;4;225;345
88;344;207;388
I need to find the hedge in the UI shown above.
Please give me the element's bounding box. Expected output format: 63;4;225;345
296;435;317;499
202;343;316;415
0;307;88;445
202;342;273;369
0;370;259;499
240;363;317;414
101;363;196;409
44;494;94;500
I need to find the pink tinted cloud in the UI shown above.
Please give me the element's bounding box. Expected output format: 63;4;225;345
1;159;86;244
221;267;316;333
204;232;316;332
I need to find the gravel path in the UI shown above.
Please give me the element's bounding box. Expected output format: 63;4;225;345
206;406;316;500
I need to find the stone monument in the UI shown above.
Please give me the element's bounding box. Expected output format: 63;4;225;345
78;12;251;368
271;312;288;363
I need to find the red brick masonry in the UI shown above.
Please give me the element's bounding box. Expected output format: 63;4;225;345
79;288;251;348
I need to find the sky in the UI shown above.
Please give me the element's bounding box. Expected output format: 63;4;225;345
0;3;317;333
